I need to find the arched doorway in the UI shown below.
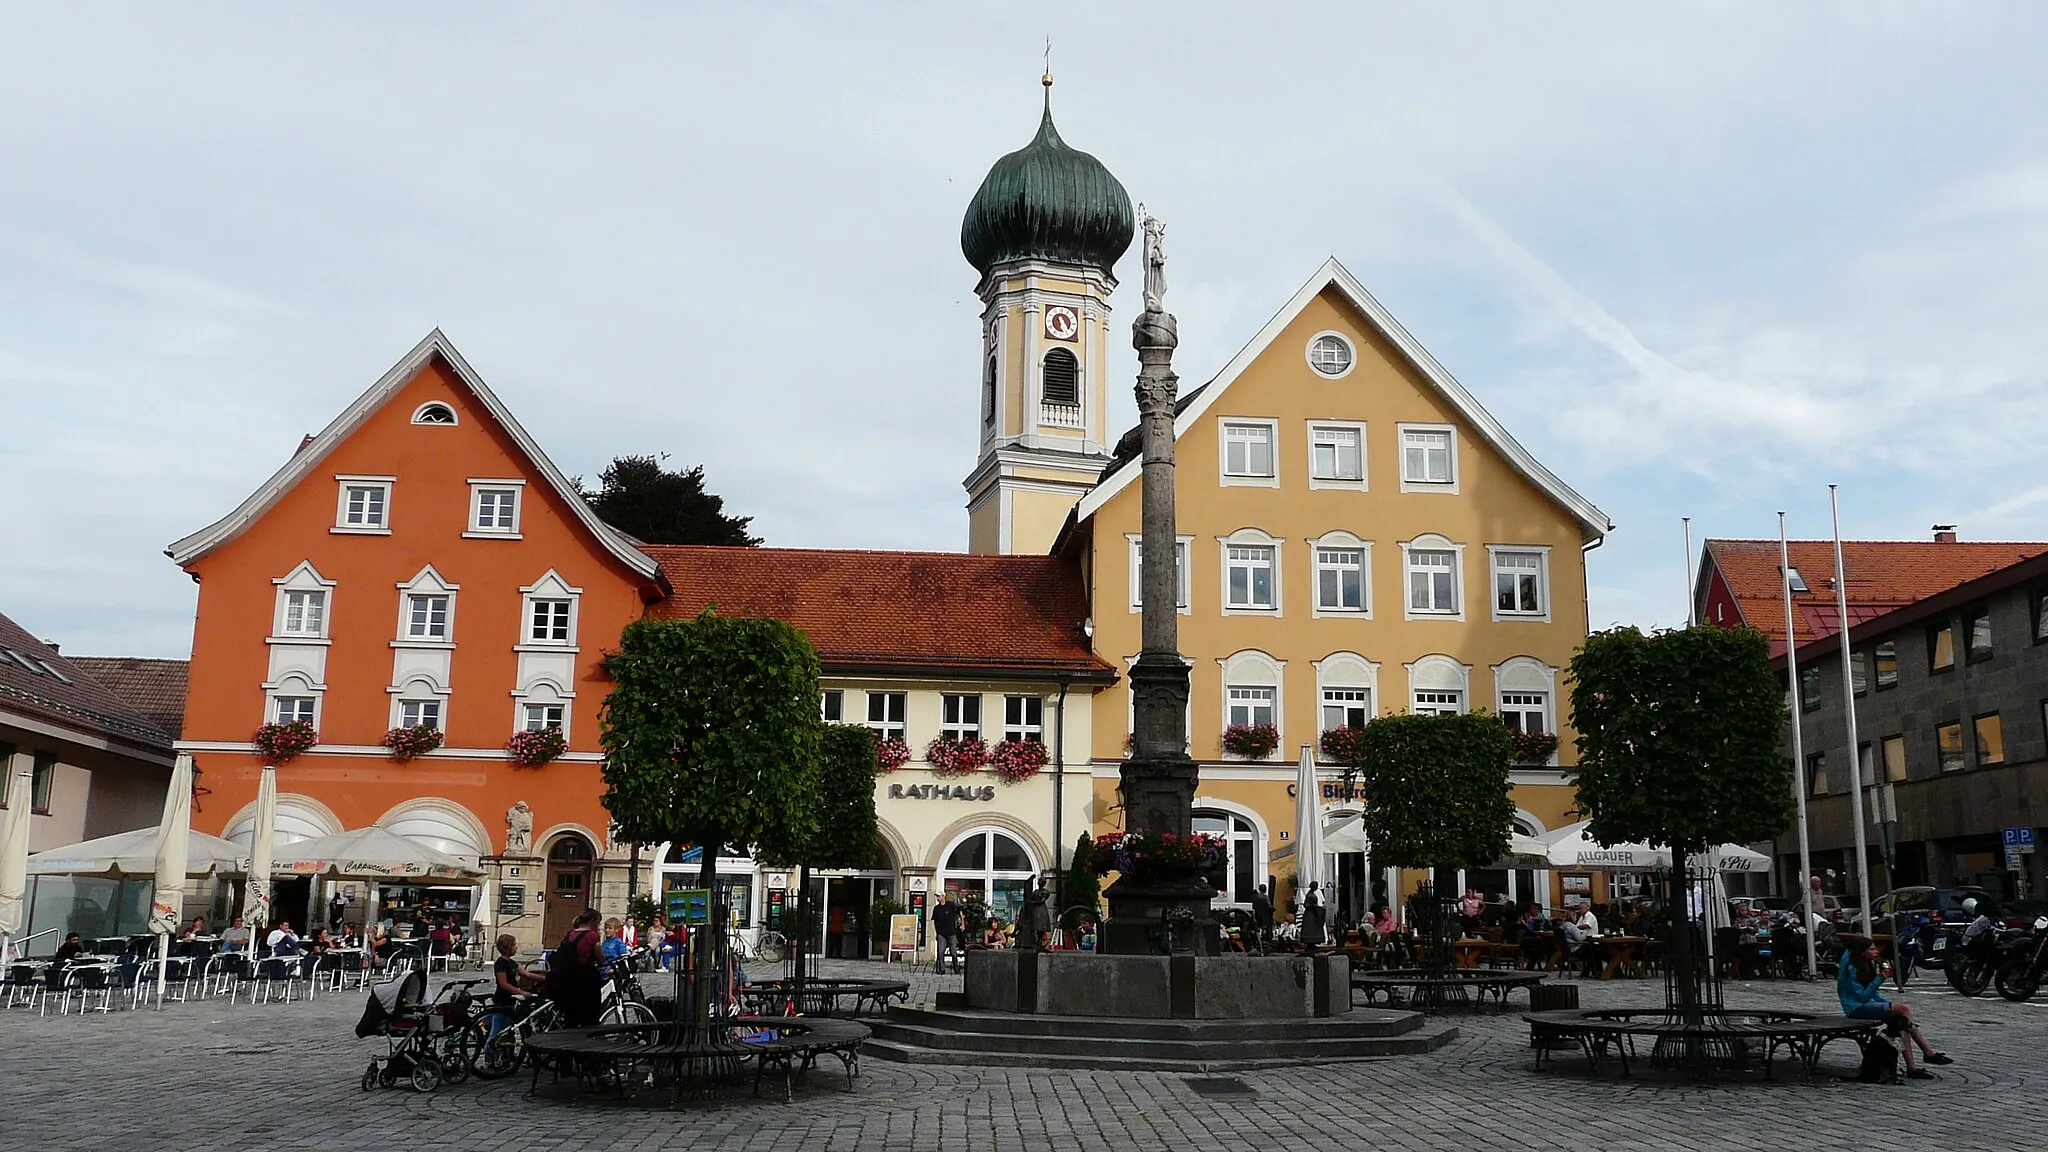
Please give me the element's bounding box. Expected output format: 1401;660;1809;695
1192;808;1262;906
938;829;1038;928
542;834;594;944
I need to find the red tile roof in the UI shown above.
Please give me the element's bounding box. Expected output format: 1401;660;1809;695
644;546;1116;680
1704;539;2047;650
66;657;189;742
0;612;177;754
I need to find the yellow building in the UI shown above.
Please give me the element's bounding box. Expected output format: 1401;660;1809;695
959;86;1613;922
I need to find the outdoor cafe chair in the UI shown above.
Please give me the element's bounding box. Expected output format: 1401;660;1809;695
205;951;249;999
4;962;44;1010
61;965;115;1015
248;956;300;1004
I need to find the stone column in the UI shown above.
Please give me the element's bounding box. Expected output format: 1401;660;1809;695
1103;213;1213;955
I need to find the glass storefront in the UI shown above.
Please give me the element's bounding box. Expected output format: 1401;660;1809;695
939;829;1038;927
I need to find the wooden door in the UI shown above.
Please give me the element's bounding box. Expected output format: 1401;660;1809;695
543;836;593;946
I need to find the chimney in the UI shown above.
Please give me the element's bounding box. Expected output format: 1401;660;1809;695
1932;524;1958;544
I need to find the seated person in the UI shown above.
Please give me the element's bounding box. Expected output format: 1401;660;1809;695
266;921;301;958
340;923;364;949
1373;905;1398;937
1575;904;1602;937
179;916;209;942
429;920;457;957
218;917;252;953
51;932;86;969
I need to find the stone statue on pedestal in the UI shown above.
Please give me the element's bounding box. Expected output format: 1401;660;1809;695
505;801;533;855
1020;883;1054;949
1140;207;1168;312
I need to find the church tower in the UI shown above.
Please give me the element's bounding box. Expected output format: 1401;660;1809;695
960;77;1134;555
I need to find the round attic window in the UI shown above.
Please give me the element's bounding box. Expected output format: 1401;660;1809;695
1307;333;1355;378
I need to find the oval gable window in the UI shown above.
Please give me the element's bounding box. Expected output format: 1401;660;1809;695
1307;333;1354;378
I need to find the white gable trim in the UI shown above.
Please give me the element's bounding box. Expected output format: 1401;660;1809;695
1074;258;1612;540
165;329;659;578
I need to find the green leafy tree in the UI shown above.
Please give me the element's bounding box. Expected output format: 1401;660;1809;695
1568;624;1793;1020
759;723;879;986
599;610;821;1034
580;454;761;546
1345;713;1514;872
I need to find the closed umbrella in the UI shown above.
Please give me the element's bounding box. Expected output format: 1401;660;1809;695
0;765;32;962
1292;746;1325;943
246;767;277;953
149;754;195;1005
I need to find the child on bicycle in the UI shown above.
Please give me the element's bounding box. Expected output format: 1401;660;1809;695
486;934;542;1040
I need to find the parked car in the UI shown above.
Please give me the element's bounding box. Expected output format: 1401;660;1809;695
1872;886;1996;926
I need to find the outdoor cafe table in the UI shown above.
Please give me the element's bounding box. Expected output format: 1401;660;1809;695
1452;939;1491;970
1597;936;1647;980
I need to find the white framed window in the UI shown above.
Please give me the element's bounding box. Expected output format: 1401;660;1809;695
1403;536;1464;619
941;694;982;741
1003;695;1043;743
334;476;394;533
1307;422;1367;488
1305;331;1356;379
406;595;450;640
1320;687;1371;733
1500;692;1547;734
1397;424;1457;492
467;480;524;537
1407;653;1471;715
518;571;580;651
411;402;457;425
1489;546;1550;621
866;691;906;742
270;561;336;641
1227;686;1275;729
523;703;565;730
1128;535;1193;613
1312;536;1370;617
399;699;443;730
821;690;844;722
1220;420;1279;485
1315;653;1378;737
280;590;327;637
1221;531;1282;613
529;599;571;643
273;696;316;726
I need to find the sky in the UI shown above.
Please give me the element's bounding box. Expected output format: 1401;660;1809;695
5;4;2048;659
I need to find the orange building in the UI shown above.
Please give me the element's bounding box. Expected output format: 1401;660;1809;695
170;332;663;947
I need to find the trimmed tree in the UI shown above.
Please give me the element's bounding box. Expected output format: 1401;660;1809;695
599;610;822;1037
1568;625;1793;1021
1340;713;1514;977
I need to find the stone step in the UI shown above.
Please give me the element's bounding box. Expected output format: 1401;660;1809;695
862;1021;1459;1072
881;1002;1423;1041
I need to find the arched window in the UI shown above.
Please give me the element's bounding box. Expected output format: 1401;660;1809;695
223;796;340;849
1406;653;1471;715
380;804;487;862
411;402;457;425
1219;649;1284;755
1192;808;1261;904
939;829;1038;926
1041;348;1080;406
1316;652;1378;734
983;350;998;423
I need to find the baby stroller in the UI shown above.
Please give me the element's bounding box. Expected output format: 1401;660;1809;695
355;969;447;1093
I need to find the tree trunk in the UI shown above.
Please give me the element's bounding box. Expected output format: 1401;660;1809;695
687;834;719;1042
789;863;808;996
1668;864;1703;1026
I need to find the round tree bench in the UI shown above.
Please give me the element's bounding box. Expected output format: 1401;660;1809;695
522;1016;870;1102
1523;1008;1881;1079
1352;969;1545;1012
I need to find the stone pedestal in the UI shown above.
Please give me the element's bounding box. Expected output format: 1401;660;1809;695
1102;873;1221;956
964;950;1351;1019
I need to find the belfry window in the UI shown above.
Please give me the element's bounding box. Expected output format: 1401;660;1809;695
1041;348;1080;406
983;350;998;423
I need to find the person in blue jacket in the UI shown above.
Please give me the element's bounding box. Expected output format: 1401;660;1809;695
1839;938;1952;1078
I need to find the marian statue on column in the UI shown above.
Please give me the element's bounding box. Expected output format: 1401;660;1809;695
1141;208;1167;313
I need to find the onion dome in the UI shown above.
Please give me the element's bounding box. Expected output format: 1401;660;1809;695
961;81;1134;278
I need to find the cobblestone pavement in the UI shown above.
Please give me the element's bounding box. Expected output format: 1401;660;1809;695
2;959;2039;1152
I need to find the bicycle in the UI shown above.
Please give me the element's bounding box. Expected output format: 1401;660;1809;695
727;927;787;965
463;962;654;1079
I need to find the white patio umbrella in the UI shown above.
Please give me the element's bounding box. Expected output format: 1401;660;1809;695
1292;745;1326;942
1540;821;1671;871
1323;811;1370;855
148;754;195;1004
245;767;277;952
1691;844;1771;874
272;826;483;880
27;826;245;876
0;765;33;963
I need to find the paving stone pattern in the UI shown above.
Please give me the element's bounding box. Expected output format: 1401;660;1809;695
1;959;2040;1152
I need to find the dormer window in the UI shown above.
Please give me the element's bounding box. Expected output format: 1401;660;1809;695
411;402;457;425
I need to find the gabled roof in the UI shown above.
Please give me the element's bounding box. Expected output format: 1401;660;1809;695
1073;257;1612;540
164;330;660;580
0;612;176;757
645;546;1116;682
1702;538;2045;651
66;657;189;742
1770;547;2048;670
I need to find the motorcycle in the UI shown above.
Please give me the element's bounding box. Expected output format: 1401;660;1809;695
1939;913;2007;996
1995;916;2048;1002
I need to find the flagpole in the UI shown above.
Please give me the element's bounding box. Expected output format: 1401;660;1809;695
1830;486;1875;937
1779;513;1818;977
1682;517;1696;626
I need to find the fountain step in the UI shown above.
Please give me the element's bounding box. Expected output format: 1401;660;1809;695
863;1005;1457;1070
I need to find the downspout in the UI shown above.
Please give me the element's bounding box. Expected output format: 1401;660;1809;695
1053;677;1070;914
